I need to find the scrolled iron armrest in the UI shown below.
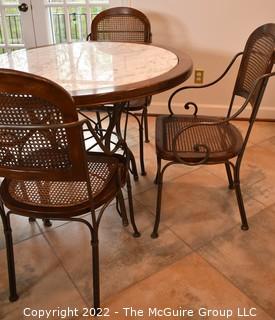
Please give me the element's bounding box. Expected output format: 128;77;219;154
168;52;244;115
214;70;275;123
171;70;275;166
182;101;199;116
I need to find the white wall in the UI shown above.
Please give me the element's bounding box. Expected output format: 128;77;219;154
131;0;275;118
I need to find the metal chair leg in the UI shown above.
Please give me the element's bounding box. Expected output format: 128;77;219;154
91;234;100;313
225;162;234;189
116;191;129;226
116;109;139;181
151;167;164;239
125;110;146;177
234;181;249;230
0;209;18;302
143;106;150;143
126;175;140;237
29;217;52;227
233;164;249;230
154;156;161;185
128;149;139;181
42;218;52;227
138;114;146;176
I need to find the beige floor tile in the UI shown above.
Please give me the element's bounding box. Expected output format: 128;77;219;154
135;167;264;248
240;138;275;206
129;142;199;196
0;215;41;250
198;205;275;317
230;120;275;147
0;235;86;320
205;147;264;186
105;253;272;320
206;132;275;198
247;121;275;145
41;201;190;303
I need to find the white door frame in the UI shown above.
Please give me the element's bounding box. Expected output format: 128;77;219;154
19;0;36;48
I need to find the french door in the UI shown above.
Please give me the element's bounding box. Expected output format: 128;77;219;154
0;0;35;53
0;0;130;53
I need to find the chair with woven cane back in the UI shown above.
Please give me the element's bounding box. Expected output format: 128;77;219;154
0;69;140;311
151;23;275;238
83;6;152;178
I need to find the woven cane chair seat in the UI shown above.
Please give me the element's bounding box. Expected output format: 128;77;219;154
0;154;126;217
156;115;243;163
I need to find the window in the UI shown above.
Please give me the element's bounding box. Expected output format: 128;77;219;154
0;0;130;52
46;0;110;44
0;0;24;53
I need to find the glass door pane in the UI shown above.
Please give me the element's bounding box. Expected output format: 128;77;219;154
0;0;36;53
45;0;109;44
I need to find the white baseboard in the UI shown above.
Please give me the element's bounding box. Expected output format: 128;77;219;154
148;102;275;120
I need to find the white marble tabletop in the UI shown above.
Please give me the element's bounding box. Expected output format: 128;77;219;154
0;42;192;106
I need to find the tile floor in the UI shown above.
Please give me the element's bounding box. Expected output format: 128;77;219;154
1;116;275;319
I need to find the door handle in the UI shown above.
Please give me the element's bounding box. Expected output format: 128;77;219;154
18;3;28;12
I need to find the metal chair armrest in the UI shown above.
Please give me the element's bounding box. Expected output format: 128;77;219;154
168;52;244;115
171;70;275;165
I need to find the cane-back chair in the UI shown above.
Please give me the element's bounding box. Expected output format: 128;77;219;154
0;69;140;311
85;6;152;177
152;23;275;238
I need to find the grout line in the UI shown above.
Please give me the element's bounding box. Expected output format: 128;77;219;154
39;226;90;307
102;238;194;307
196;251;275;319
0;219;43;251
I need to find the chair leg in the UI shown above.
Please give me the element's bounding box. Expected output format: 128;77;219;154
143;106;150;143
126;175;140;238
128;149;139;181
116;191;129;226
234;182;249;230
154;156;162;185
115;109;139;181
138;113;146;176
225;162;234;189
0;209;18;302
151;166;164;239
233;165;249;231
91;234;100;313
29;217;52;227
125;110;146;177
42;218;52;227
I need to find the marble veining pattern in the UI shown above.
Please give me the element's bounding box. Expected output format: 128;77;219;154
0;42;178;93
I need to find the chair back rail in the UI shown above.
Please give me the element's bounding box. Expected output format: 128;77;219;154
0;69;87;181
230;24;275;116
90;7;152;43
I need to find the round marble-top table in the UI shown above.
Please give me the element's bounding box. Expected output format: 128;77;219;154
0;42;193;107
